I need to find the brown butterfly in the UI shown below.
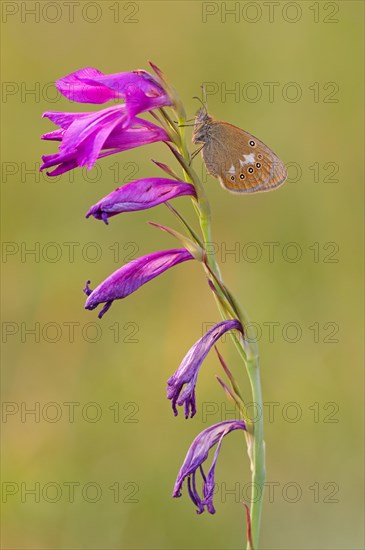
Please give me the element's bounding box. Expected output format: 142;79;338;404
192;107;287;193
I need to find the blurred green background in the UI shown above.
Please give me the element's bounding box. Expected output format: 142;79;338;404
1;1;364;549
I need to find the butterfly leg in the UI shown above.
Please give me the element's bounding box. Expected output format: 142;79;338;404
175;119;195;125
189;144;205;165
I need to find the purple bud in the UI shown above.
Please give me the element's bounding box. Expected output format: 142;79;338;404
86;178;196;224
84;249;194;318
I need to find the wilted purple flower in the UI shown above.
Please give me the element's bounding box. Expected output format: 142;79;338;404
86;178;196;224
173;420;246;514
55;67;172;118
41;110;169;176
167;319;243;418
84;249;194;318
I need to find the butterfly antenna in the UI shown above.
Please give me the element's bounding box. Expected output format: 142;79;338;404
200;85;208;111
192;96;205;108
192;95;208;114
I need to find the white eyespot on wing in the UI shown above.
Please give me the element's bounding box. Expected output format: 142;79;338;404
240;153;255;166
227;164;236;175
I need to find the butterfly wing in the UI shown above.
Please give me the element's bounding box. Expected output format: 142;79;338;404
201;121;287;193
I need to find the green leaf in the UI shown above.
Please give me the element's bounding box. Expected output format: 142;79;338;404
149;222;203;261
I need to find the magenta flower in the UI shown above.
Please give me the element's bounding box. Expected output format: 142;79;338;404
41;67;173;176
84;249;194;318
55;67;172;117
86;178;196;224
41;110;169;176
173;420;247;514
167;320;243;418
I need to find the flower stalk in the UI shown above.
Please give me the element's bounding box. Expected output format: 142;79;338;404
159;105;265;549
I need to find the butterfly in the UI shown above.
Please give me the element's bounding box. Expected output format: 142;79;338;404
192;107;287;193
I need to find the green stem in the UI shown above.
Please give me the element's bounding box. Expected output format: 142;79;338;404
246;358;265;550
